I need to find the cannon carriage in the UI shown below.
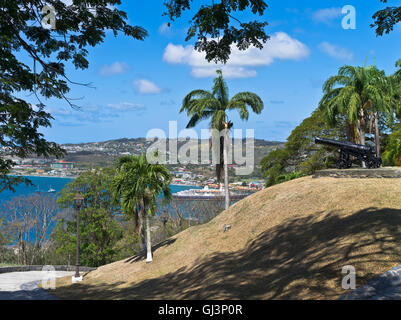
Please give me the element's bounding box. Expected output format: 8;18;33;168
314;137;382;169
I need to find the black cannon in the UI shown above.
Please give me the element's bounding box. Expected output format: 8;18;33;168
314;137;382;169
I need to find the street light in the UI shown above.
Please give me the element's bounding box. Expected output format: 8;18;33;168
72;191;84;283
160;211;169;240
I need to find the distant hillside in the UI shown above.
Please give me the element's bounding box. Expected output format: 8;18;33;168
61;138;285;170
52;176;401;299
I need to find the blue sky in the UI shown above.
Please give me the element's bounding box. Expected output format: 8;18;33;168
33;0;401;143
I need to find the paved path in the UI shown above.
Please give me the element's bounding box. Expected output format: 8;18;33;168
0;271;74;300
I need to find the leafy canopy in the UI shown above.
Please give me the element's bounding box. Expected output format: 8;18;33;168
164;0;269;63
372;0;401;36
113;154;172;227
319;65;391;129
261;109;345;186
180;69;264;130
56;168;122;267
1;1;148;191
382;125;401;166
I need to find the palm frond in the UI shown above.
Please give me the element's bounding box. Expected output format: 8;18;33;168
229;92;264;116
212;70;229;107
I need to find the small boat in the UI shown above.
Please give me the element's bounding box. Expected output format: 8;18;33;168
47;186;56;193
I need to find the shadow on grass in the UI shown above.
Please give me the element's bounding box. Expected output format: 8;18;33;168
124;239;177;264
57;208;401;299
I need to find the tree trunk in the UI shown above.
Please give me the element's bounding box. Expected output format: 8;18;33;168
223;128;230;210
138;209;146;254
145;210;152;263
347;124;356;143
358;109;366;168
374;112;380;157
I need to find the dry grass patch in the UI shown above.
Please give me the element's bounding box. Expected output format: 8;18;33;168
52;176;401;299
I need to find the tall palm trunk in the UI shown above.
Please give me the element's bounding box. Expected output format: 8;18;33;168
347;123;356;143
145;206;152;263
140;216;146;253
374;112;381;157
137;207;146;254
223;124;230;210
358;108;367;168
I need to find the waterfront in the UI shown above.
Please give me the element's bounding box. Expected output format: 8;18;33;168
1;176;202;203
0;176;201;205
0;176;202;242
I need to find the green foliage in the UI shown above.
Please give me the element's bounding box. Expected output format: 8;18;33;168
274;171;306;185
164;0;269;63
181;70;264;131
113;219;142;260
319;65;391;144
382;125;401;166
0;217;10;247
0;217;16;264
261;109;342;186
51;219;76;265
372;1;401;36
113;154;173;232
55;168;123;267
300;150;329;175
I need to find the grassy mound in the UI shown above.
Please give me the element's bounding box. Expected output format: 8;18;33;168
53;176;401;299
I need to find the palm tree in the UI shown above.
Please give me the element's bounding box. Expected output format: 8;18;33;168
180;70;264;209
113;154;172;262
319;65;390;160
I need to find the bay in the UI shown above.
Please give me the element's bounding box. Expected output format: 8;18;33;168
0;176;199;204
0;176;201;241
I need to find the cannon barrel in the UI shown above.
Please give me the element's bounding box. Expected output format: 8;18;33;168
314;137;372;153
314;136;381;169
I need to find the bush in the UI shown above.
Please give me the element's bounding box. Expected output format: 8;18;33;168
382;127;401;166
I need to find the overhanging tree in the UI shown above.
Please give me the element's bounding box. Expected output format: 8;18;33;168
164;0;269;63
1;1;147;191
372;0;401;36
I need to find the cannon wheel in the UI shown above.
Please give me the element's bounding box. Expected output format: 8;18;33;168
336;159;352;169
366;158;382;169
336;151;352;169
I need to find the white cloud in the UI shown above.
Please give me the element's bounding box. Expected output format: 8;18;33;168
318;42;354;61
133;79;163;94
107;102;145;111
312;7;342;25
163;32;310;78
100;61;130;76
158;22;171;35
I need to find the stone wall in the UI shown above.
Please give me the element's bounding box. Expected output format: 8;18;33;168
0;265;96;274
313;167;401;179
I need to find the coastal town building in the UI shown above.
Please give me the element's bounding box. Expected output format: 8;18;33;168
51;161;74;170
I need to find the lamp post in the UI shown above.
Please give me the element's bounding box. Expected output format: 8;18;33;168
160;211;169;240
73;191;84;282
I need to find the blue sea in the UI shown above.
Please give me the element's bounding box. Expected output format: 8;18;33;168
0;176;201;241
0;176;74;203
0;176;199;204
